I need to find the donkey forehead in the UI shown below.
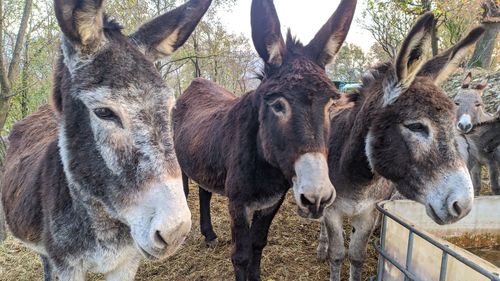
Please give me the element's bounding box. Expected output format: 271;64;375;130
263;60;338;100
77;86;174;110
69;41;164;88
393;79;455;119
455;91;481;103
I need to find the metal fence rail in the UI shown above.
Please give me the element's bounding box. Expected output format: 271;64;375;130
375;202;500;281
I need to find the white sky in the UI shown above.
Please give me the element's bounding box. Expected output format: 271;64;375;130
219;0;375;53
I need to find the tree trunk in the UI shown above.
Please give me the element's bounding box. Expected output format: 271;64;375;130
21;39;30;118
469;22;499;68
7;0;33;82
0;0;34;131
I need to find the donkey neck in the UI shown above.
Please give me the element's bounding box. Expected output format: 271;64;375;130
329;91;384;189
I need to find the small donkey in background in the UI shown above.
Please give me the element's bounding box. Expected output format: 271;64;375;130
1;0;211;280
317;15;483;281
454;72;500;194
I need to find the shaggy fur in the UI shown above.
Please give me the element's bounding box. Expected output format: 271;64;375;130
174;0;357;280
317;17;483;281
1;1;211;280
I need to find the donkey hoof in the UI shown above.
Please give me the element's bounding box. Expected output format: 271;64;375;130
205;238;218;248
317;246;328;261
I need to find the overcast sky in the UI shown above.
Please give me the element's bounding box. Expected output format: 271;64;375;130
219;0;375;53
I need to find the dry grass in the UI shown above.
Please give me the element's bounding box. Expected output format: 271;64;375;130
0;183;379;281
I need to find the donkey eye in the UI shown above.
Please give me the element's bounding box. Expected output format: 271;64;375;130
454;102;459;106
270;100;285;113
405;123;428;136
94;108;118;121
475;103;481;107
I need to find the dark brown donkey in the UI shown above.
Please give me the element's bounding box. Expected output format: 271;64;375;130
173;0;357;279
1;0;211;280
316;15;483;281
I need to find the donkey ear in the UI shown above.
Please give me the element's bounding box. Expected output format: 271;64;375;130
130;0;212;61
475;79;488;93
305;0;357;68
418;26;485;86
462;72;472;88
54;0;105;52
251;0;286;68
383;12;434;106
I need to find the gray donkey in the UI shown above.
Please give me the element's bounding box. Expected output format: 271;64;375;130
317;15;484;281
454;72;500;195
1;0;211;280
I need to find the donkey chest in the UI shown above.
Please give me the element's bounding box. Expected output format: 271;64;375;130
245;194;284;223
85;242;139;273
334;179;393;217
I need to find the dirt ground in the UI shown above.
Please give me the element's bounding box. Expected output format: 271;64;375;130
0;174;495;281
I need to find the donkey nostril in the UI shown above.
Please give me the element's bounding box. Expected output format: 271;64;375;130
452;201;462;217
320;192;334;206
300;194;314;206
155;231;169;248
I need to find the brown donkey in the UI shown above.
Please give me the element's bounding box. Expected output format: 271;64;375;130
173;0;357;279
454;73;500;194
316;15;483;281
1;0;211;280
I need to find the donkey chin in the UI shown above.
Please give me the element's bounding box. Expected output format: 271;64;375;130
121;180;192;260
420;166;474;225
292;153;336;220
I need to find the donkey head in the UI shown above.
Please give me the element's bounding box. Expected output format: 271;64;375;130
251;0;357;219
365;14;484;224
54;0;211;259
454;72;489;133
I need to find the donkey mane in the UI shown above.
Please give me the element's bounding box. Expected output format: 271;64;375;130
257;30;309;80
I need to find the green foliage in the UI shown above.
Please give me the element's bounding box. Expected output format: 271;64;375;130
361;0;484;62
360;0;416;60
328;43;370;82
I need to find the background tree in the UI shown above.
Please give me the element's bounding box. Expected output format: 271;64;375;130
327;43;370;81
0;0;33;132
469;0;499;69
361;0;487;63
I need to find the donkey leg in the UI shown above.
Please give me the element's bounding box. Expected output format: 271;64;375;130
471;163;482;196
317;219;329;261
247;195;286;281
105;254;141;281
182;172;190;198
199;187;218;247
41;255;54;281
488;159;500;195
324;208;345;281
348;208;378;281
229;202;252;281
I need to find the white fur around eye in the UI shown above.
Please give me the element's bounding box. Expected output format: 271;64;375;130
269;97;291;121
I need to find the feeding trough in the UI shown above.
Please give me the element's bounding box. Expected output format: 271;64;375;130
375;196;500;281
